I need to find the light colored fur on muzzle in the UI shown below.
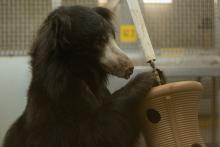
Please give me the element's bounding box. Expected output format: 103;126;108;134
100;37;134;79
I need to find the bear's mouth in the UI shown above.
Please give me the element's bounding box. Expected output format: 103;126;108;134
104;66;134;79
124;67;134;79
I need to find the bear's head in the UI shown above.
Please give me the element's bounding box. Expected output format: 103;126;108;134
30;6;134;83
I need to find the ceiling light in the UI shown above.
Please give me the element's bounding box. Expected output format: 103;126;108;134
98;0;108;4
143;0;172;4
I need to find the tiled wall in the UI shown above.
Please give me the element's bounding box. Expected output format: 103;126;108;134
0;0;51;55
0;0;98;56
0;0;217;55
62;0;97;7
143;0;214;49
117;0;216;58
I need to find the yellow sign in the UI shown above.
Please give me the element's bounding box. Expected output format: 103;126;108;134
120;25;137;43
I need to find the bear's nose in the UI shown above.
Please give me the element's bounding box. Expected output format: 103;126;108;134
128;67;134;75
125;67;134;79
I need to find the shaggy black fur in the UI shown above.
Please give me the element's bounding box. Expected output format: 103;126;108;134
3;6;155;147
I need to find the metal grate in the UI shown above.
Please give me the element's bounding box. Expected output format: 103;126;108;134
143;0;215;50
117;0;220;68
0;0;98;56
62;0;97;7
0;0;51;56
0;0;219;57
118;0;218;51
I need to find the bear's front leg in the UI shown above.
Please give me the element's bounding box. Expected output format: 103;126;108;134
111;72;156;114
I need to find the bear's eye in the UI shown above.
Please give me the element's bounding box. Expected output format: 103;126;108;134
94;35;109;49
112;30;116;39
103;35;109;42
96;35;108;46
114;30;119;37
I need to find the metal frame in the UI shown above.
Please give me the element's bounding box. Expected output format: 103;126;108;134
215;0;220;50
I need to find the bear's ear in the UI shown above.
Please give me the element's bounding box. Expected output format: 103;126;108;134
93;7;114;22
46;9;72;50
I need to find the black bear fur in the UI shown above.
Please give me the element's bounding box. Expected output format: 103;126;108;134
3;6;155;147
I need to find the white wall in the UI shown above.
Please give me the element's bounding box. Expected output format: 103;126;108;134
0;57;30;146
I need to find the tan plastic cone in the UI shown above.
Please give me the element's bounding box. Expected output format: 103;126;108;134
139;81;206;147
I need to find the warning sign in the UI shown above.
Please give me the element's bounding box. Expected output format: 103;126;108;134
120;25;137;43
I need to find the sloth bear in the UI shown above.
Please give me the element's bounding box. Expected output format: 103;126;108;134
3;6;155;147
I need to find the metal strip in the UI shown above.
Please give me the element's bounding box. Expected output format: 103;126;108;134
215;0;220;50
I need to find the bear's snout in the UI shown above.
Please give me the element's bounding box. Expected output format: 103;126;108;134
124;66;134;79
100;39;134;79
